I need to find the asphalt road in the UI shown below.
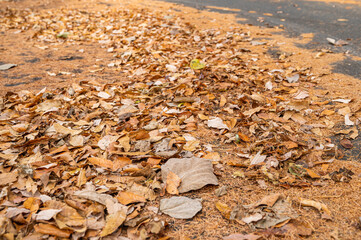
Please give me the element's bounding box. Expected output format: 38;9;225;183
161;0;361;79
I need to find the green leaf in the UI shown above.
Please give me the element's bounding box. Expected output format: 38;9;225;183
57;32;69;39
190;59;205;70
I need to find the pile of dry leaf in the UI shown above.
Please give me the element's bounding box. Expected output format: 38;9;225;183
0;3;360;240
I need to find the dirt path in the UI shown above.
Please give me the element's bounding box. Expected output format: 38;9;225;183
1;0;361;239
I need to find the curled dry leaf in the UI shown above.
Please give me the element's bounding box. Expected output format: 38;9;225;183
0;63;17;71
299;198;331;215
344;114;354;126
251;193;282;208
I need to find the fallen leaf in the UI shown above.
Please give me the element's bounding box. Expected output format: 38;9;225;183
299;198;331;215
161;157;218;193
203;152;221;161
74;190;117;206
250;151;267;165
6;207;30;218
88;157;114;170
215;186;227;197
340;138;353;149
190;59;205;70
69;135;84;147
220;95;227;107
0;64;17;71
338;106;351;116
286;74;299;83
44;200;85;228
223;233;261;240
305;168;321;178
281;219;313;236
100;205;127;237
116;192;146;205
265;81;273;90
166;171;181;195
252;193;281;208
98;135;119;150
216;201;232;219
36;100;62;112
0;172;18;186
344;114;354;126
333;99;351;104
160;196;202;219
207;117;229;130
326;37;336;44
320;109;335;116
53;123;82;136
183;140;200;152
35;209;62;221
241;213;263;224
237;132;250;142
34;223;72;238
166;64;178;72
293;90;309;100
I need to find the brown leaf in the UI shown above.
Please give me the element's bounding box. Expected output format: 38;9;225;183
281;219;313;236
161;157;218;193
223;233;261;240
134;130;150;140
305;168;320;179
53;123;82;136
23;197;40;213
252;193;281;208
98;135;119;150
340;138;353;149
283;141;298;149
166;171;181;195
112;156;132;170
88;157;113;170
76;168;87;187
220;95;227;107
116;192;146;205
299;198;331;215
0;171;18;186
203;152;221;161
34;223;72;238
100;206;127;237
237;132;250;142
215;201;231;219
45;200;85;228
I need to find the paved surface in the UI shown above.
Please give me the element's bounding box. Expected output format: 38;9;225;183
161;0;361;79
